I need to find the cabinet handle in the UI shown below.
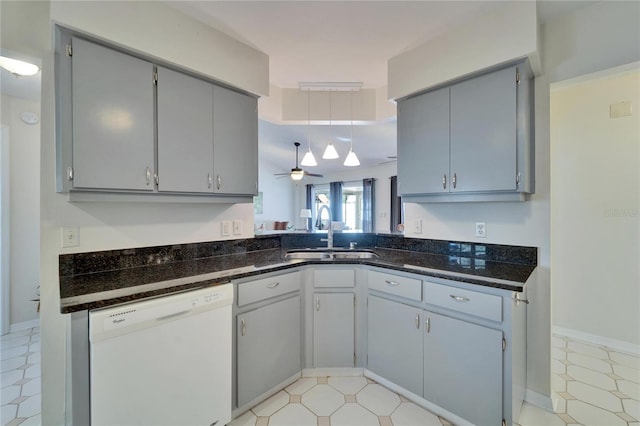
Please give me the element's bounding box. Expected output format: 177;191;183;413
67;166;74;181
452;173;457;189
450;294;470;303
513;295;530;305
415;313;420;329
384;280;399;287
426;317;431;333
442;174;446;189
216;174;222;190
315;296;320;311
241;318;246;336
145;167;151;186
266;282;280;289
208;173;213;189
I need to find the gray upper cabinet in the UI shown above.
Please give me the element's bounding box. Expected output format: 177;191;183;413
397;61;534;202
71;37;155;191
56;28;258;202
449;66;517;193
397;87;450;195
213;86;258;195
157;67;214;193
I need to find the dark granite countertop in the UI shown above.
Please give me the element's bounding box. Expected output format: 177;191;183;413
59;235;536;313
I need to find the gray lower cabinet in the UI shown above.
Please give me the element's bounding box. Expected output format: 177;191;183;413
213;85;258;195
156;66;214;193
423;310;503;426
313;293;354;368
367;295;423;396
70;37;155;191
236;296;301;407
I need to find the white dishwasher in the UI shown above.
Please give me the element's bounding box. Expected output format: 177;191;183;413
89;283;233;426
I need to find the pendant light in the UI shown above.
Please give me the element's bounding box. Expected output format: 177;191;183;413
300;89;317;167
343;90;360;167
322;91;340;160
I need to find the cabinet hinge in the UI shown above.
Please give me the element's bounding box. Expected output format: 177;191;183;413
516;69;521;85
66;44;73;57
502;337;507;352
153;71;158;85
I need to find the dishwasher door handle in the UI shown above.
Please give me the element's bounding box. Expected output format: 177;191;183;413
155;309;192;322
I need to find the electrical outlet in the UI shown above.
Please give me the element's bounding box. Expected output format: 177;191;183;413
221;221;231;236
413;219;422;234
475;222;487;238
233;220;242;235
62;226;79;248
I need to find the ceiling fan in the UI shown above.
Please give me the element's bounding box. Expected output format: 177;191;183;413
275;142;324;181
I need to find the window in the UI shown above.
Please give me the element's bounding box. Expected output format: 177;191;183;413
311;181;372;232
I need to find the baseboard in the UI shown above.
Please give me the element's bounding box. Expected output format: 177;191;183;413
232;372;301;418
553;326;640;355
9;319;39;333
524;388;554;412
302;367;363;377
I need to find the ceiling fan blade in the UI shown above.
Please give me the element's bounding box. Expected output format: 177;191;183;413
274;172;291;176
304;172;324;178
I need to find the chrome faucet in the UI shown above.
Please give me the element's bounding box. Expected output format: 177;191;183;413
317;205;333;249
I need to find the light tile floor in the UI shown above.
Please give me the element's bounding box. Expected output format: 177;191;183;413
2;328;638;426
1;327;41;426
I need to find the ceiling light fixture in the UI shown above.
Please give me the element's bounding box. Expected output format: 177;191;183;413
300;89;317;167
322;90;339;160
343;90;360;167
0;56;40;77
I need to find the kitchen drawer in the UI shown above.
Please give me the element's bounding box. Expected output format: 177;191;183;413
313;269;355;288
237;271;300;306
423;281;502;322
368;270;422;301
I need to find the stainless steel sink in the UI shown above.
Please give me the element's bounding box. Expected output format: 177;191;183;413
284;249;378;260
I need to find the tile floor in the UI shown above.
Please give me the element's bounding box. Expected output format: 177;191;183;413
1;327;41;426
1;328;638;426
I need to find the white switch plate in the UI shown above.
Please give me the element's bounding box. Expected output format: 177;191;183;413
232;220;242;235
221;221;231;236
610;101;632;119
475;222;487;238
62;226;79;247
413;219;422;234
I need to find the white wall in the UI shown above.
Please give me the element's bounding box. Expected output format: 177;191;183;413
388;1;538;99
256;158;296;230
0;95;41;327
49;1;269;96
16;2;269;423
551;69;639;348
299;162;398;233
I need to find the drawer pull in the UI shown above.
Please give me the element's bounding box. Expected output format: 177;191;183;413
266;282;280;289
415;313;420;329
241;318;246;336
316;296;320;311
450;295;470;303
513;295;530;305
385;280;399;286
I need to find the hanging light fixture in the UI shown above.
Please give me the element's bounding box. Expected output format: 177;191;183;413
322;90;339;160
300;89;317;167
343;90;360;167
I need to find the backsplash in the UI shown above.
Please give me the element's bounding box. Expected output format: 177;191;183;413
60;233;536;279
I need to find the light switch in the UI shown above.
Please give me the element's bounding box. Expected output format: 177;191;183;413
221;221;231;236
413;219;422;234
62;227;79;247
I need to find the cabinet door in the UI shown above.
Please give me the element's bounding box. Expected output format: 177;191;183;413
71;37;154;191
450;66;517;192
397;87;450;195
213;86;258;195
157;67;214;193
367;296;423;395
313;293;354;368
237;296;301;407
423;311;503;426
